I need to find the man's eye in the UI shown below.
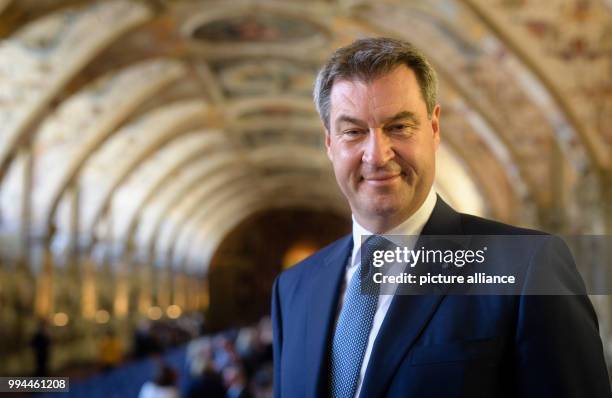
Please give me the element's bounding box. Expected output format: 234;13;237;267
388;124;407;132
343;130;362;137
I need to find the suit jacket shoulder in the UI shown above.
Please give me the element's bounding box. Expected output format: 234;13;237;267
458;212;546;236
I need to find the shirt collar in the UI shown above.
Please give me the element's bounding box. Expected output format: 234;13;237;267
350;188;437;267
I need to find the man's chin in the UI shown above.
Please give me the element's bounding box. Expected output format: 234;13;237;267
364;202;404;219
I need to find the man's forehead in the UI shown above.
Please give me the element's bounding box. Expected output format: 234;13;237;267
333;64;416;88
329;68;421;118
331;91;405;117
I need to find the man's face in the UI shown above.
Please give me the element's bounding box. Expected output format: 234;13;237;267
325;65;440;233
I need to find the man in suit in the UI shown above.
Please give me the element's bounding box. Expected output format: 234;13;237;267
271;37;611;397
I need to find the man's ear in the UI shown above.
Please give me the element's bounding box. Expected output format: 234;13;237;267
431;104;441;150
324;127;333;161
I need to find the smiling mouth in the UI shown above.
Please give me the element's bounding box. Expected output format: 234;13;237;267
362;173;404;185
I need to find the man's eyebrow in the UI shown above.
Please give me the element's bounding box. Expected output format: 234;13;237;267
334;115;366;129
383;111;419;125
333;111;419;130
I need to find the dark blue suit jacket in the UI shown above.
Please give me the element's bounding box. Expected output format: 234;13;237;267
272;198;611;397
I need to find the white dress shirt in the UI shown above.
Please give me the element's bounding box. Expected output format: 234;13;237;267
336;189;437;398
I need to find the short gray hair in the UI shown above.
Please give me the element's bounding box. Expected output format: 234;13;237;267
313;37;438;130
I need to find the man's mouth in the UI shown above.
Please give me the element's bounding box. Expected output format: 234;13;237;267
362;172;404;186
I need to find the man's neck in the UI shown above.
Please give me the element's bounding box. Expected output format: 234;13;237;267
357;216;411;235
354;192;437;235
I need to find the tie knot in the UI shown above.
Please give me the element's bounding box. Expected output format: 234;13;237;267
361;235;395;264
360;235;396;295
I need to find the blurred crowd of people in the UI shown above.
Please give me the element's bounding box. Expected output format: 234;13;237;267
138;317;274;398
132;316;203;360
30;312;274;397
96;314;204;372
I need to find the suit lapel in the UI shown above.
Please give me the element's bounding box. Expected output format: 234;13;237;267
305;235;352;398
359;197;463;398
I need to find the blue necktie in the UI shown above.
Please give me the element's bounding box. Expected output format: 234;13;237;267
329;235;388;398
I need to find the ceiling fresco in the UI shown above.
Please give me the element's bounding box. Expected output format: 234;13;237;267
191;13;326;43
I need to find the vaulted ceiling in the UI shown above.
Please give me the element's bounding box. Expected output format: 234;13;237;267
0;0;610;273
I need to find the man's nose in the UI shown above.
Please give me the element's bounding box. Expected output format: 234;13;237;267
362;128;393;166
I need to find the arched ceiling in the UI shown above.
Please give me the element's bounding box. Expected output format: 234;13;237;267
0;0;609;273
